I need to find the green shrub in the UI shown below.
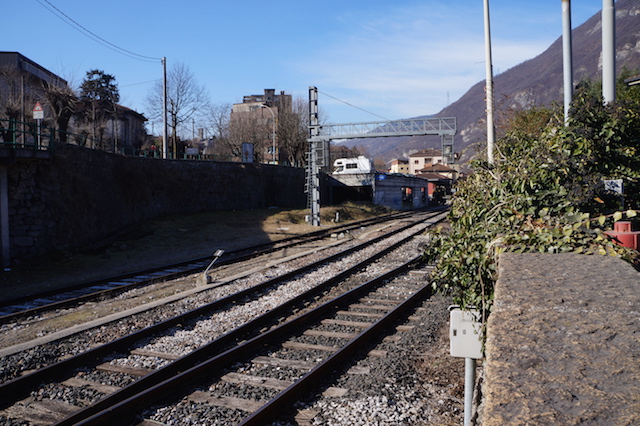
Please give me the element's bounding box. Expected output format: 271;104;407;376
425;78;640;318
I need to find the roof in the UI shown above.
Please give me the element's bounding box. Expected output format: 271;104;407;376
390;158;409;164
0;51;68;88
416;172;451;181
624;75;640;86
408;148;442;158
116;104;147;121
418;163;456;173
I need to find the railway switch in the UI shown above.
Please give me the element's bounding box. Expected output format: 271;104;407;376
197;249;226;286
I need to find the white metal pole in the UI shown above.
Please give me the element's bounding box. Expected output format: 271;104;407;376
465;358;476;426
483;0;495;164
602;0;616;104
562;0;573;124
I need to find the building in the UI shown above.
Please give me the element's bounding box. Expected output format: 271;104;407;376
0;52;147;153
0;51;68;123
230;89;292;164
388;158;409;174
241;88;291;108
624;75;640;86
103;105;148;153
408;148;446;175
415;162;458;180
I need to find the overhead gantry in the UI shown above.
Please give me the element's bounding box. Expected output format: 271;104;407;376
305;86;457;226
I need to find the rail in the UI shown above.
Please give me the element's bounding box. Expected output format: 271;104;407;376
58;255;428;425
0;215;437;424
0;209;430;324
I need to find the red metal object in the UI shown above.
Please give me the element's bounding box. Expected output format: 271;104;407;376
605;221;640;250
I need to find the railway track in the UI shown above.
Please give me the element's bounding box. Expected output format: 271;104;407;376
0;209;438;324
70;259;432;426
0;209;448;425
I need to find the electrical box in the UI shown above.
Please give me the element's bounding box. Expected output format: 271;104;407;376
449;307;483;359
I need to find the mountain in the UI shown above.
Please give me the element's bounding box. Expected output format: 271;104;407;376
337;0;640;166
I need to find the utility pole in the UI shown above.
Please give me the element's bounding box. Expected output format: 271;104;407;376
483;0;495;164
162;57;168;159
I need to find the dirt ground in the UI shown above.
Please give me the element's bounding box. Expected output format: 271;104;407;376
0;205;390;302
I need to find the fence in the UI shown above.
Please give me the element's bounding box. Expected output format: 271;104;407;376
0;118;55;153
0;118;242;162
0;118;124;154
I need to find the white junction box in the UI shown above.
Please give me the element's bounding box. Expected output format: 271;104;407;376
449;307;483;359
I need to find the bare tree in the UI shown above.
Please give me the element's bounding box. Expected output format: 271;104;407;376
0;66;32;143
276;95;332;167
201;102;231;159
146;62;209;157
228;111;268;162
276;96;310;167
42;81;76;143
0;66;27;122
206;102;231;140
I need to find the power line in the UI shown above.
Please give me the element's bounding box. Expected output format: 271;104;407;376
35;0;162;63
318;90;390;121
120;79;162;87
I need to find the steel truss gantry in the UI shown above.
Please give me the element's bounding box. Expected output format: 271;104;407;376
315;117;456;140
305;86;457;226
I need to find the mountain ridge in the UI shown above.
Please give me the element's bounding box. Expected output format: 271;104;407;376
338;0;640;165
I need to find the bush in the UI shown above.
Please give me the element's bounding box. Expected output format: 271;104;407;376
425;78;640;318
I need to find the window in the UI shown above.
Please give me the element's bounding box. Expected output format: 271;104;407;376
346;163;358;169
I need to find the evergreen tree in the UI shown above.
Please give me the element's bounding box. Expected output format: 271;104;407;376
77;70;119;145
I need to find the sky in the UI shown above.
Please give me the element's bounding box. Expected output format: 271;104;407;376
4;0;603;134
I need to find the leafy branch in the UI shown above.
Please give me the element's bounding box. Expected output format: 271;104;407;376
425;77;640;318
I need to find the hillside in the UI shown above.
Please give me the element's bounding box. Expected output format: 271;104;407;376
337;0;640;166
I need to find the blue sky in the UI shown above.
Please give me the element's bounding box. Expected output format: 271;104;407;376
5;1;602;133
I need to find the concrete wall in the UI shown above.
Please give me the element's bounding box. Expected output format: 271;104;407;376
5;143;306;263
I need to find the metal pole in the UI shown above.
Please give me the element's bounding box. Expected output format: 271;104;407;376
308;87;321;227
602;0;616;104
197;249;225;285
464;358;476;426
483;0;495;164
162;57;168;159
37;119;41;148
562;0;573;124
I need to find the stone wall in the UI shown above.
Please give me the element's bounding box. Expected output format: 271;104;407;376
479;252;640;424
7;143;306;262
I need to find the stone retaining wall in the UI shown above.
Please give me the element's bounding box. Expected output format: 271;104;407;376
479;252;640;424
6;144;306;262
